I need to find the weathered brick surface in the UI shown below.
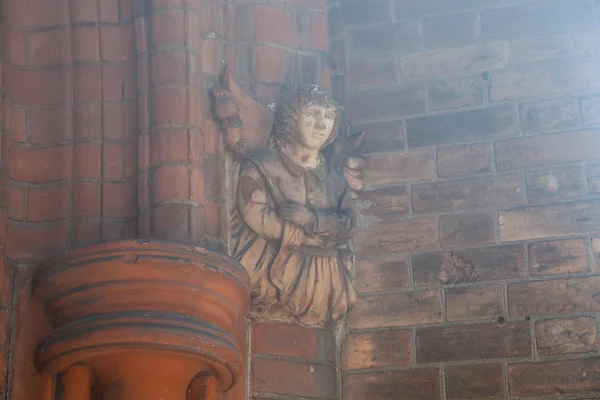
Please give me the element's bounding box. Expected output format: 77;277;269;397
535;317;599;356
445;286;504;322
354;256;409;293
343;330;412;370
344;369;440;400
528;239;589;276
439;212;496;247
436;143;492;178
407;105;518;147
355;217;437;255
518;97;579;133
412;245;525;287
428;77;484;111
347;290;441;330
445;364;505;400
510;33;570;65
509;358;600;397
508;276;600;317
417;322;531;363
526;166;587;203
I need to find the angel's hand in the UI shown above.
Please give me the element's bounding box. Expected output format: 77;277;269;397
277;204;316;232
302;234;336;248
345;156;368;198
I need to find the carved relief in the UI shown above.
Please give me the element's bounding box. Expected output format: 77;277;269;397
213;68;367;325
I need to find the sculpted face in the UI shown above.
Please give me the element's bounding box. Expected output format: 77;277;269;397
296;105;336;150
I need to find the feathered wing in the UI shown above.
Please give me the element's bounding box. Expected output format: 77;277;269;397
212;67;274;159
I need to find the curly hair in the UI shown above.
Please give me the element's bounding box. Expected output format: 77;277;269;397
273;84;341;149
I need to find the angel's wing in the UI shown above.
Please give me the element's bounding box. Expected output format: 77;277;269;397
212;67;274;158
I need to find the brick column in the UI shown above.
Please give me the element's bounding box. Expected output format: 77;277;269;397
137;0;205;243
4;0;138;398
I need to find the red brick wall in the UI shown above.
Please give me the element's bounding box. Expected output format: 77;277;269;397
342;0;600;399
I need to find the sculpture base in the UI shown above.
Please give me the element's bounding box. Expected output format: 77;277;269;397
33;239;250;396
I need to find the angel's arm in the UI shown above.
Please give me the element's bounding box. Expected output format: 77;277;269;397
237;164;285;241
311;186;356;242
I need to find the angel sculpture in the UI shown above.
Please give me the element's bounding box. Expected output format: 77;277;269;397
212;68;367;326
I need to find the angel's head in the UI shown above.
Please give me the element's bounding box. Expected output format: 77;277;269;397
273;84;341;151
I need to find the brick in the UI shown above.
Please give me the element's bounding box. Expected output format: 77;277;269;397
356;187;409;222
252;323;333;362
413;245;525;287
152;166;190;204
103;64;135;102
346;84;427;121
27;185;70;222
352;120;405;154
251;359;334;399
536;317;599;356
71;0;98;22
519;97;579;133
150;87;188;127
490;62;600;102
104;102;137;140
9;146;72;183
74;143;101;178
7;186;25;221
407;105;518;148
440;213;496;247
401;42;509;81
253;46;287;83
71;27;99;62
588;163;600;193
72;182;100;217
28;29;71;66
509;358;600;397
529;239;589;276
99;0;119;22
355;256;409;294
7;67;73;106
429;77;484;111
397;0;501;18
346;57;397;89
526;167;586;203
496;130;600;171
365;150;433;188
342;0;391;25
151;9;185;47
413;175;524;214
424;13;477;48
151;204;189;241
253;5;299;48
9;30;27;66
417;322;531;363
5;222;68;260
344;369;440;400
355;218;437;256
437;143;492;178
572;28;600;57
446;364;505;400
308;12;328;51
71;220;100;246
510;33;570;65
8;106;27;143
581;94;600;126
8;0;70;27
103;144;123;179
150;50;186;87
446;286;504;322
74;66;101;101
499;201;600;241
481;0;597;39
508;276;600;317
347;290;441;330
349;22;422;55
102;182;136;218
343;330;411;370
30;106;73;144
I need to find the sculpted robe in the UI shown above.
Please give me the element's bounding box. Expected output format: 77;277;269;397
230;146;358;325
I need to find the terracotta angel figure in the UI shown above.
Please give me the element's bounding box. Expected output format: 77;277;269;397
213;69;367;326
